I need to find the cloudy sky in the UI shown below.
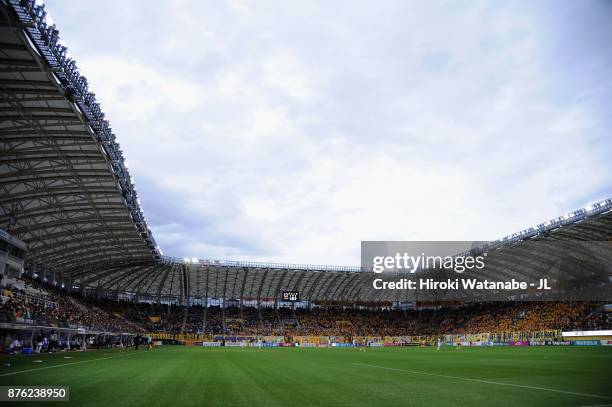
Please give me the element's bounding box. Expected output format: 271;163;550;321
44;0;612;265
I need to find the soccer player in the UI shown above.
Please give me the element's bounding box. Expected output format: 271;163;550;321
437;337;442;350
8;338;21;354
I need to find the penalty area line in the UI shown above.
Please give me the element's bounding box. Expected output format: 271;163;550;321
0;350;147;377
352;363;612;400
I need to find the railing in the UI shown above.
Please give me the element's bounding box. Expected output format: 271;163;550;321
160;256;364;272
453;198;612;258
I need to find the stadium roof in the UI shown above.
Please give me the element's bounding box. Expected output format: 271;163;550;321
0;0;160;274
1;0;611;304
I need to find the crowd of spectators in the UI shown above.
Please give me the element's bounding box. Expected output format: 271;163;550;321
0;276;138;332
2;276;610;337
91;300;611;337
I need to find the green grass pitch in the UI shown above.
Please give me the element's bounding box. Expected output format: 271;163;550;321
1;346;611;406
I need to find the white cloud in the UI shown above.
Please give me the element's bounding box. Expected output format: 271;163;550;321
48;0;612;265
77;56;203;121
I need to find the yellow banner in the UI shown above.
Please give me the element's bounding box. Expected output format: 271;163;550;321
145;333;208;342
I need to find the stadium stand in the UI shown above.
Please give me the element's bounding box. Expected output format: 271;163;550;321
0;0;611;352
0;275;138;332
0;2;610;407
2;272;610;344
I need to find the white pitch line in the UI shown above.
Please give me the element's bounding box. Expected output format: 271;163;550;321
0;351;143;377
353;363;612;400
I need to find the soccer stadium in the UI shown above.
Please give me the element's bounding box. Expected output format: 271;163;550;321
1;0;611;406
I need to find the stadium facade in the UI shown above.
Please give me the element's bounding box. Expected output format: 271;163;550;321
1;0;611;307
